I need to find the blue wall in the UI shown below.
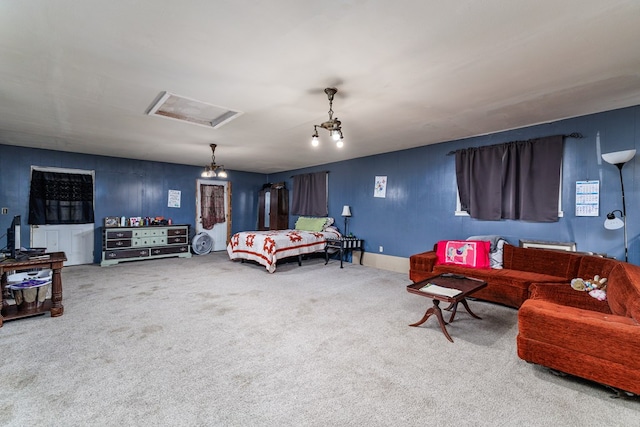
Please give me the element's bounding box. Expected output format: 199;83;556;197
0;145;265;263
2;104;639;265
269;105;640;265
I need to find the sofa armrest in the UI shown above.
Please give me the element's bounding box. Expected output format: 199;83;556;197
529;283;611;314
410;250;437;272
409;250;438;283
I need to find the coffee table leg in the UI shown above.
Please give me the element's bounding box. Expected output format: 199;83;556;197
447;302;459;323
409;300;454;343
460;298;482;319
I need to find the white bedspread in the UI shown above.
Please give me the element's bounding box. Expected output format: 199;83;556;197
226;229;340;273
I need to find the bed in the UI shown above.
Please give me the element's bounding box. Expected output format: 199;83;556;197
226;217;340;273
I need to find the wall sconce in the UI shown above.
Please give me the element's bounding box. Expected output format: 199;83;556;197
311;88;345;148
201;143;228;178
341;205;352;236
602;149;636;262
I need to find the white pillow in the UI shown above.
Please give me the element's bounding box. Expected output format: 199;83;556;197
490;239;506;269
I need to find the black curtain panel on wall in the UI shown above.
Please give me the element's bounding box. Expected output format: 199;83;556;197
28;170;95;225
455;135;564;222
291;171;328;217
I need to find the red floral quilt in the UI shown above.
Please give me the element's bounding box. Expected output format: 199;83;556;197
226;229;341;273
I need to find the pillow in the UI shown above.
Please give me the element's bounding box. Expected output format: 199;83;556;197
489;239;506;269
323;217;335;230
294;217;328;232
467;235;507;269
436;240;491;269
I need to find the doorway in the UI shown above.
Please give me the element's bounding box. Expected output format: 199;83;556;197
195;179;231;252
29;166;95;266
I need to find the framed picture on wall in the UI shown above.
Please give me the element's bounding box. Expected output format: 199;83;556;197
104;216;120;228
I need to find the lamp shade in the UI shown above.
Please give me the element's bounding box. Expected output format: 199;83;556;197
604;214;624;230
341;205;352;217
602;149;636;165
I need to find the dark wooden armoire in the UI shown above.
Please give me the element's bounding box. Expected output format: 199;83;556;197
257;182;289;230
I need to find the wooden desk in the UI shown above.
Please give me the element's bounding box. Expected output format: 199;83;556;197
0;252;66;327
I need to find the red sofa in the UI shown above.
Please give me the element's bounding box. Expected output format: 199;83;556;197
409;243;583;308
517;258;640;395
410;243;640;395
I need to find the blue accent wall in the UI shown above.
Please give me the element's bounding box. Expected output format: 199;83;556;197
0;145;265;263
2;104;639;265
269;105;640;265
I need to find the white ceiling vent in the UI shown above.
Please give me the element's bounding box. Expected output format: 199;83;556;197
146;92;243;129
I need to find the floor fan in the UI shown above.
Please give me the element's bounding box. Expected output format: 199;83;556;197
192;232;214;255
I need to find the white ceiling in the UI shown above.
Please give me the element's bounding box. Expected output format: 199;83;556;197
1;1;640;174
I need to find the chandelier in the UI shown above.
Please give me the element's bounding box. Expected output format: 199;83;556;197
201;143;227;178
311;87;344;148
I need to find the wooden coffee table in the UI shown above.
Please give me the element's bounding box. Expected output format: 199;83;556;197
406;273;487;342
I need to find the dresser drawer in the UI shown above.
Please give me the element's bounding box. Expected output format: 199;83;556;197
106;230;133;239
168;228;188;237
106;239;132;249
150;246;190;256
131;237;167;247
167;236;188;244
104;248;150;260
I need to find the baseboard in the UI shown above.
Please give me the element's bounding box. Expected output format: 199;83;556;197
353;251;409;275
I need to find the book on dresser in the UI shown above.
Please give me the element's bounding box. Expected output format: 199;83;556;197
101;224;192;266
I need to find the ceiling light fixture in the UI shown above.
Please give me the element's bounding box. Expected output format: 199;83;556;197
311;88;344;148
201;144;227;178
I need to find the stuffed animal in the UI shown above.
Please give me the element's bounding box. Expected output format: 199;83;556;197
570;275;607;300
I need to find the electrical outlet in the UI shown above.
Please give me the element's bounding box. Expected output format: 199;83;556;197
1;207;8;215
379;246;383;253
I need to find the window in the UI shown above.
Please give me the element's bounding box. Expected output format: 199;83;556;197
454;135;564;222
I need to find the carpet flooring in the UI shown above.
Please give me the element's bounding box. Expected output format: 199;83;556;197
0;252;637;426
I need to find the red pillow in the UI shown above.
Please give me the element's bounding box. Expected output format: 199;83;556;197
435;240;491;269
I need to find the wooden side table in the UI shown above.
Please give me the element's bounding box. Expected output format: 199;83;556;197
0;252;67;327
325;238;364;268
406;274;487;342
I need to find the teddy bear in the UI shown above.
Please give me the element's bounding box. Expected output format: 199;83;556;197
570;275;608;301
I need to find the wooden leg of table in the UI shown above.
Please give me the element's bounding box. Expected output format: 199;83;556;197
50;267;64;317
447;302;459;323
460;298;482;319
409;300;454;343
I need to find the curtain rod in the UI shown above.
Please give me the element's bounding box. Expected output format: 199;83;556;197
445;133;584;156
290;170;330;178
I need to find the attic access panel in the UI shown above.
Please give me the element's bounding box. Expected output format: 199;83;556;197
146;91;243;129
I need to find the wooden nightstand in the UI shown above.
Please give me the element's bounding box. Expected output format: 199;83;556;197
324;237;364;268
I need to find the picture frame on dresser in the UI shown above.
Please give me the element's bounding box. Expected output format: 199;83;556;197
104;216;120;228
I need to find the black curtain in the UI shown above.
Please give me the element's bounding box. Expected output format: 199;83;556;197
455;135;564;222
29;170;95;224
291;171;328;216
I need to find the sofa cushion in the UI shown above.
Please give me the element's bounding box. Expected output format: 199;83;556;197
502;244;582;279
435;240;491;268
517;299;640;394
606;263;640;323
528;283;612;314
575;255;619;280
432;264;571;308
